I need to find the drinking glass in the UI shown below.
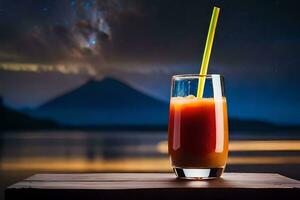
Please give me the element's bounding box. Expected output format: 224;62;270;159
168;74;228;179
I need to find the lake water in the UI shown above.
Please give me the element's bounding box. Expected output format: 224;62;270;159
1;130;300;200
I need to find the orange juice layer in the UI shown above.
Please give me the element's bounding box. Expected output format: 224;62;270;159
168;96;228;168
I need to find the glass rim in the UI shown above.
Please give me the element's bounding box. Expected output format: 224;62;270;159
172;74;223;79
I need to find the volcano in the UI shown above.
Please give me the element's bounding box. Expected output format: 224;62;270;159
27;78;169;126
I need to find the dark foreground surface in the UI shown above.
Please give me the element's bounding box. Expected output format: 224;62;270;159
5;173;300;200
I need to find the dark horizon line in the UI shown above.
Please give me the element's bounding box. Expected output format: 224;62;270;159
2;118;300;132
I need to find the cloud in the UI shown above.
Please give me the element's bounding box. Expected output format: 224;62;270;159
0;62;97;75
0;0;207;76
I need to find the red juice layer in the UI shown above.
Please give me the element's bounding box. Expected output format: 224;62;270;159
168;97;228;168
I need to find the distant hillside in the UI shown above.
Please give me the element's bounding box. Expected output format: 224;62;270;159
21;78;300;131
26;78;169;126
0;98;58;130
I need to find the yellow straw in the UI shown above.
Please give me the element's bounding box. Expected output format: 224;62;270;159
197;6;220;98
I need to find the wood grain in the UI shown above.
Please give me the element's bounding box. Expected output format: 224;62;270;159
5;173;300;200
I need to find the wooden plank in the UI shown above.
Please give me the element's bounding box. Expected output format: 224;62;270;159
6;173;300;200
24;173;300;185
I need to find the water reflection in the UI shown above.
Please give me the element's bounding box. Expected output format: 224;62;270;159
1;131;300;172
0;131;168;171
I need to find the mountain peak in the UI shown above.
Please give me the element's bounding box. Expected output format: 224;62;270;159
87;77;121;84
28;77;169;126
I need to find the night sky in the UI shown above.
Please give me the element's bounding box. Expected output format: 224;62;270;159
0;0;300;125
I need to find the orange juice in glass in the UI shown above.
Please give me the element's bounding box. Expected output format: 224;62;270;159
168;74;228;179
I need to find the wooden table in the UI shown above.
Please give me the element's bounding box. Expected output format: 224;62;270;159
5;173;300;200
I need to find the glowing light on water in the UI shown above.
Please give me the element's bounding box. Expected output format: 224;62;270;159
157;140;300;153
2;155;300;172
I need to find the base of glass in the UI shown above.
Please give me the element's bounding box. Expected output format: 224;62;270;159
173;167;224;180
